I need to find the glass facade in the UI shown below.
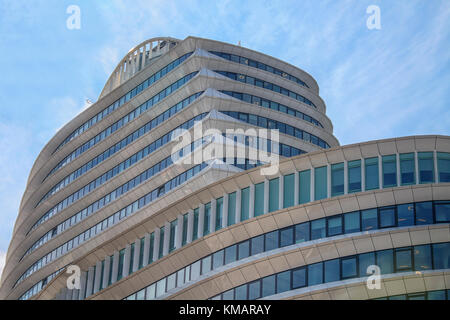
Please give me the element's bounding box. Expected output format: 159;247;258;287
210;242;450;300
314;166;327;200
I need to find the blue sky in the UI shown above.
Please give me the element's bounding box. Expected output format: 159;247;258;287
0;0;449;276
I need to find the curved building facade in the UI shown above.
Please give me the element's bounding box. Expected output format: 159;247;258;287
0;37;449;301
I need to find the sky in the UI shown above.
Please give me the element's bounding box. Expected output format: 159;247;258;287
0;0;449;279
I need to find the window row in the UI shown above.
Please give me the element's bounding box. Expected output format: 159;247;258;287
54;52;193;153
16;162;209;291
210;242;450;300
123;200;450;300
39;72;199;207
209;51;309;88
30;107;205;234
24;131;210;260
315;152;450;201
220;91;323;128
215;71;317;109
220;111;330;149
46;75;202;183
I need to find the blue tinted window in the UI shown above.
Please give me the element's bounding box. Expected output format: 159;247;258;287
295;222;310;243
276;271;291;293
324;259;340;283
311;218;326;240
327;216;343;236
254;182;264;217
435;202;450;223
415;202;433;225
314;166;327;200
299;170;311;204
397;204;414;227
382;155;397;188
437;152;450;182
308;262;323;286
376;249;394;274
341;256;357;279
262;275;276;297
224;245;237;265
395;248;412;271
414;245;432;271
283;174;295;208
251;235;264;255
379;207;396;228
241;187;250;221
361;209;377;231
359;252;375;276
418;152;434;184
348;160;361;193
269;178;279;212
432;243;450;269
400;153;415;185
292;267;306;289
213;250;224;269
280;227;294;247
331;163;344;196
344;211;360;233
235;284;247;300
365;157;379;190
227;192;236;226
265;231;279;251
248;281;261;300
238;241;250;260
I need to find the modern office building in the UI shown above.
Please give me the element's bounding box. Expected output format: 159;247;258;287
0;36;449;301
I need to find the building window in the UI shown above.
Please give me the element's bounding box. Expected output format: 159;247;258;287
359;252;375;276
361;208;377;231
395;248;413;272
203;203;211;236
224;245;237;265
308;262;323;286
182;213;188;246
435;201;450;223
254;182;264;217
331;162;344;197
415;201;433;225
324;259;340;283
238;240;250;260
382;155;397;188
314;166;327;200
158;226;164;259
397;204;414;227
280;227;294;247
432;242;450;269
365;157;379;190
341;256;357;279
248;281;261;300
311;218;326;240
192;208;199;241
269;178;279;212
292;267;307;289
376;249;394;274
241;187;250;221
169;220;177;253
400;153;415;185
414;245;432;271
227;192;236;226
437;152;450;182
327;215;343;236
283;174;295;208
276;271;291;293
299;169;311;204
295;222;310;243
265;230;279;251
344;211;360;233
251;235;264;255
348;160;362;193
212;250;224;270
379;207;396;228
262;275;276;297
216;197;223;231
418;152;434;184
